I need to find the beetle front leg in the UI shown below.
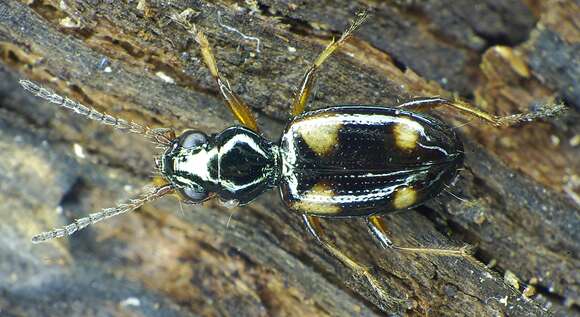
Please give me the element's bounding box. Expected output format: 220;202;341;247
397;97;565;127
367;215;474;257
171;13;260;132
290;11;368;117
195;31;260;132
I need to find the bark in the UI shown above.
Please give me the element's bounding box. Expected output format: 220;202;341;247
0;0;578;316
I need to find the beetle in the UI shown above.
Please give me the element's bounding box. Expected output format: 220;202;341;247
21;11;564;298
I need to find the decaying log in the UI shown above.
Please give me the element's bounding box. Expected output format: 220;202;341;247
0;0;578;316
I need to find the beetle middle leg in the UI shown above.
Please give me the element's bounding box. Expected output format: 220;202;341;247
290;11;368;116
367;215;473;257
302;215;399;303
397;97;565;127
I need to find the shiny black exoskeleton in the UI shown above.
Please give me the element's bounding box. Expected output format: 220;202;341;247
160;106;463;217
279;106;463;217
161;127;280;206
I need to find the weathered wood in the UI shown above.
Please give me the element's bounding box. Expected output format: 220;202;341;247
0;0;578;316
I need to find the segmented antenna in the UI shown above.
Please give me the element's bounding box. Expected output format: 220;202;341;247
19;80;174;146
32;184;173;243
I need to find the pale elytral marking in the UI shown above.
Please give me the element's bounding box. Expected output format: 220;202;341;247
393;186;417;209
393;117;420;151
293;182;341;214
296;116;342;156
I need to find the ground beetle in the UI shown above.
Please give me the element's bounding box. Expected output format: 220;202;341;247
21;11;565;299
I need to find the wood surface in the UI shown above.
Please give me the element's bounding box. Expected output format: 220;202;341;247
0;0;578;316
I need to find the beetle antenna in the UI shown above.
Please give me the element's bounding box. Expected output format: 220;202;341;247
32;184;173;243
19;80;174;146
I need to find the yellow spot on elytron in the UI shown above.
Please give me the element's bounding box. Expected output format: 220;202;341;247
297;118;341;156
393;187;417;210
293;182;341;215
393;117;420;151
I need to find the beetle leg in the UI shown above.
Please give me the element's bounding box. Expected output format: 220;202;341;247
396;98;451;113
290;11;368;116
194;30;260;132
397;97;565;127
367;215;474;257
302;214;397;302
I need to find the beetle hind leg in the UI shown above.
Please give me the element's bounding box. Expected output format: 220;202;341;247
397;97;566;127
302;215;403;304
367;215;474;257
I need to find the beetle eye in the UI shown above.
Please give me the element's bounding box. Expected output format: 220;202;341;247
181;131;207;149
181;187;208;203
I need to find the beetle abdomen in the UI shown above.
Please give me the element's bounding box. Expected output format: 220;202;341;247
279;106;463;217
